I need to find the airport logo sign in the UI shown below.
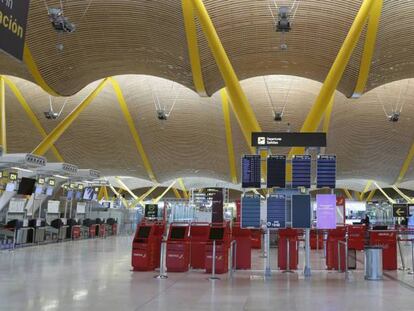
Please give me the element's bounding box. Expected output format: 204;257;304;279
0;0;31;61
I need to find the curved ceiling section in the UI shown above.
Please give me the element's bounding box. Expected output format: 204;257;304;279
0;1;414;97
2;74;413;189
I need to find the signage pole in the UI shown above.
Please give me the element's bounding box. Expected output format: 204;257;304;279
265;229;271;278
209;240;220;280
304;228;311;277
409;239;414;275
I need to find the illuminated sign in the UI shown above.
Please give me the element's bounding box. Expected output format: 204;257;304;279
9;172;17;181
48;179;56;186
38;178;45;185
0;0;31;61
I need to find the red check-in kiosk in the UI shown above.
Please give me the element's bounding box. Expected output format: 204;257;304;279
347;225;365;251
310;229;324;250
326;227;346;270
166;224;190;272
132;222;165;271
369;230;397;270
250;229;262;249
205;225;230;274
278;228;299;270
232;224;252;269
189;223;210;269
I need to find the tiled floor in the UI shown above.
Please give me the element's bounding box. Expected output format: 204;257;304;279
0;236;413;311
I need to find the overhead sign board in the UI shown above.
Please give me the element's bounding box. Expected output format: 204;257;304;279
267;194;286;229
252;132;326;147
291;195;311;229
241;194;261;229
267;155;286;188
316;194;337;229
292;155;312;188
0;0;31;61
242;155;261;188
393;204;408;218
145;204;159;218
316;155;337;189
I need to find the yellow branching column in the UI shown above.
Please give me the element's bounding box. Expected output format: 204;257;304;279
0;76;6;154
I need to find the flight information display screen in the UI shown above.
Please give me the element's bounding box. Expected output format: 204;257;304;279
267;155;286;188
292;155;312;188
242;155;261;188
316;155;337;189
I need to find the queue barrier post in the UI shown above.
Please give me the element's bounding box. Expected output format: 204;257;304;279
155;239;168;279
409;239;414;275
398;238;408;271
229;240;237;279
209;240;220;280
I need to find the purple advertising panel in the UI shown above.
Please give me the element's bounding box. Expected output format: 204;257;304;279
316;194;337;229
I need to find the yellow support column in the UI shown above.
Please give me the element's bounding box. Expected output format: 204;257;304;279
190;0;261;146
23;45;61;96
178;178;189;200
343;189;354;201
0;76;6;153
359;180;373;201
115;177;138;200
221;89;238;184
173;188;182;199
3;77;64;161
32;78;109;156
110;78;157;183
395;143;414;184
352;0;383;98
154;180;177;204
182;0;207;96
366;189;376;201
322;94;335;133
374;182;396;204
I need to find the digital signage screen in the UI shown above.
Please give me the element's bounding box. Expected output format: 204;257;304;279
242;155;261;188
267;155;286;188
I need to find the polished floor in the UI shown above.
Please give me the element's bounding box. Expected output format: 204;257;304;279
1;236;414;311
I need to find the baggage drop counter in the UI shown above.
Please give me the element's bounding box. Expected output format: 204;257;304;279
132;222;165;271
232;224;251;269
189;223;210;269
205;225;230;274
326;227;346;270
278;229;300;270
369;230;397;270
166;224;190;272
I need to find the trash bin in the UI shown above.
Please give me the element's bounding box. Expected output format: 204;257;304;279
364;246;383;280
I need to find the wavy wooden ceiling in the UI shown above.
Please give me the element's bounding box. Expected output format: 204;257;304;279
3;75;414;190
0;0;413;96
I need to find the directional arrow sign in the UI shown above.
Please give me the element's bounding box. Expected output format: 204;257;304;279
393;204;408;218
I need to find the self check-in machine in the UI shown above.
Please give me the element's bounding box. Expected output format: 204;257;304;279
166;223;190;272
189;222;210;269
132;221;165;271
232;224;252;269
205;225;230;274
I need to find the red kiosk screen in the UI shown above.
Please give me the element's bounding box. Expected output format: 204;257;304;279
137;226;151;238
209;228;224;240
170;227;186;240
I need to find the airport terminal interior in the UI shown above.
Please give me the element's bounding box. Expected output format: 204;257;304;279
1;0;414;310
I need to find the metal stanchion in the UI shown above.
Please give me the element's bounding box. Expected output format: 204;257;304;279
229;240;237;279
398;238;409;271
260;231;267;258
323;231;327;258
283;237;293;273
155;240;168;279
265;229;271;278
316;230;319;251
338;239;350;280
304;228;311;277
409;239;414;275
209;240;220;280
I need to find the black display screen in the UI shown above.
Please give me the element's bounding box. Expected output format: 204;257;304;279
209;227;224;240
267;155;286;188
17;177;36;195
137;226;151;239
317;155;336;189
145;204;158;218
292;155;312;188
242;155;261;188
170;227;186;240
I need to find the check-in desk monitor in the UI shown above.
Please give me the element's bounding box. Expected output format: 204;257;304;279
170;227;186;240
209;227;224;240
137;226;151;239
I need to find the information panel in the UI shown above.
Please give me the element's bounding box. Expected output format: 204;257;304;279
267;155;286;188
241;194;261;228
292;155;311;188
291;195;311;229
252;132;327;147
267;194;286;229
145;204;159;218
317;155;337;189
393;204;408;218
316;194;337;229
0;0;30;61
242;155;261;188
